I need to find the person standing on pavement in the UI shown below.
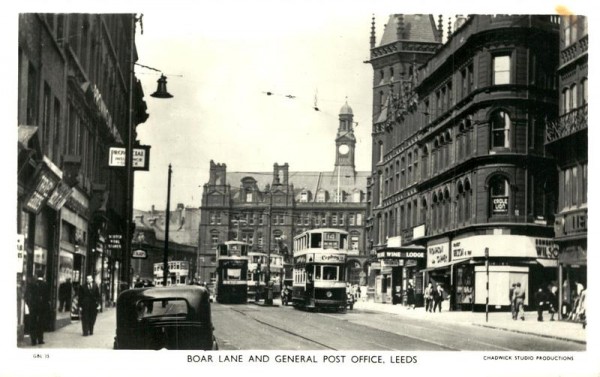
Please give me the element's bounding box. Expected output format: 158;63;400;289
424;282;434;312
58;278;72;312
548;285;558;321
509;283;517;319
513;282;525;320
432;283;444;312
406;283;415;309
79;275;101;336
534;287;547;321
25;273;50;346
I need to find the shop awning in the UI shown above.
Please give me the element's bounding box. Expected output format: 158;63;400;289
536;258;558;268
420;258;472;273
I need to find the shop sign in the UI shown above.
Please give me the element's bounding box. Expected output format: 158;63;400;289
47;181;73;211
452;240;473;260
376;250;425;259
107;234;123;250
108;145;151;171
24;169;59;214
381;258;403;267
427;242;450;268
387;236;402;247
17;234;24;273
131;249;147;259
535;238;559;259
413;224;425;239
492;196;508;214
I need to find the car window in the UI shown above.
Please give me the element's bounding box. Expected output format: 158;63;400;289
136;298;189;319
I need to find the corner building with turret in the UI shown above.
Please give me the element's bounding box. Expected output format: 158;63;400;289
366;15;563;311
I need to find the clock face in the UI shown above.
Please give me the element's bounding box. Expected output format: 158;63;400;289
338;144;349;155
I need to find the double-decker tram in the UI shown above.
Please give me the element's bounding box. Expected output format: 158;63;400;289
292;228;349;311
215;241;249;304
247;251;285;298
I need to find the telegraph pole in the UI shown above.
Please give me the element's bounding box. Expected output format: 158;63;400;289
163;164;172;287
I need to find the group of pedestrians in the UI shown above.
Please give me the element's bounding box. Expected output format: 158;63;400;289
423;282;445;312
510;282;559;322
25;274;102;346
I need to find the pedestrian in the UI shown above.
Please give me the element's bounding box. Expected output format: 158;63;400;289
548;285;558;321
78;275;101;336
509;283;517;319
534;287;547;322
424;282;434;312
58;278;72;312
25;273;50;346
513;282;525;320
432;283;444;312
406;283;415;309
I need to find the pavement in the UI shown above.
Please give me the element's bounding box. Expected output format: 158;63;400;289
352;300;586;344
17;299;586;349
18;307;117;349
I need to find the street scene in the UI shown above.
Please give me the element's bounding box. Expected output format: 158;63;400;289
14;6;591;367
17;299;585;351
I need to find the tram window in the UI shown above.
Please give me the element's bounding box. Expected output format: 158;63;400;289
315;266;321;280
323;266;337;280
323;241;338;249
226;269;241;280
310;233;322;248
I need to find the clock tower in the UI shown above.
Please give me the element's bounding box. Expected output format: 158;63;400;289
334;101;356;178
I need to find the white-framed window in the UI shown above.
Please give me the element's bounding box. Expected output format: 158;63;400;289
489;176;510;216
493;55;511;85
490;110;511;148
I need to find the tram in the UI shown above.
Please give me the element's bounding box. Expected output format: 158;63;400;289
291;228;349;311
215;241;249;303
247;251;284;298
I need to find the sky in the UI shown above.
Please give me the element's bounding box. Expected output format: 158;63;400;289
126;0;585;211
132;4;384;211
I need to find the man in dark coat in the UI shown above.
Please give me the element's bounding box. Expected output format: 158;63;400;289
78;275;101;336
534;287;547;322
58;278;72;312
432;283;445;312
25;273;50;345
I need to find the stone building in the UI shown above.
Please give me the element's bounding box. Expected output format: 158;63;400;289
545;15;588;316
198;103;369;285
366;15;562;310
17;13;148;339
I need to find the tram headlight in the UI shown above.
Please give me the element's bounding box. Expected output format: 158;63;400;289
326;291;333;298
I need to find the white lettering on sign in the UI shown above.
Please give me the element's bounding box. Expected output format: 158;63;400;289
108;147;148;168
492;197;508;213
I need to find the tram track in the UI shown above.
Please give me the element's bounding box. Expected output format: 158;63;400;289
228;306;338;350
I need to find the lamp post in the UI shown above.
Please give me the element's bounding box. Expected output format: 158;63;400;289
264;191;273;305
122;14;173;291
163;164;172;287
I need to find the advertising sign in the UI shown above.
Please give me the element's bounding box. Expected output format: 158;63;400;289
47;181;73;210
451;235;557;260
492;196;508;214
17;234;24;273
376;250;425;259
427;242;450;268
108;145;151;171
132;249;148;259
24;169;59;214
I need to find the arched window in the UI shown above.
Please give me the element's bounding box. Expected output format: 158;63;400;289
490;110;511;148
489;176;510;216
464;179;472;223
421;197;428;227
457;181;465;223
444;189;451;228
422;145;429;178
563;87;571;113
582;78;588;105
407;153;413;184
571;83;578;109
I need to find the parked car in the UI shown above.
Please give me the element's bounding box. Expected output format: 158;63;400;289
114;286;218;350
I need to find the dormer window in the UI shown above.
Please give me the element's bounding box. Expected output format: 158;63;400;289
245;191;253;202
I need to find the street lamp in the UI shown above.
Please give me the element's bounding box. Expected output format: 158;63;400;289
122;13;173;291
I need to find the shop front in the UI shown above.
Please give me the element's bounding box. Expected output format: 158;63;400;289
376;247;425;307
557;240;586;320
423;234;557;312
